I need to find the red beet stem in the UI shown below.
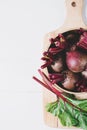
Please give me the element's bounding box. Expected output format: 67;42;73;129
41;61;52;69
33;76;54;93
77;41;87;50
49;47;63;54
49;73;64;83
38;69;53;87
38;69;67;100
51;78;64;84
82;38;87;43
77;33;87;50
49;38;55;43
37;69;87;112
41;57;49;61
49;73;64;79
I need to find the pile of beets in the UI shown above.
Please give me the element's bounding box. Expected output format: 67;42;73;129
41;28;87;92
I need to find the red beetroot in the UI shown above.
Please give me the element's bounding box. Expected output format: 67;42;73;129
33;71;86;112
62;71;79;90
40;29;87;92
51;58;64;72
75;78;87;92
66;51;87;73
82;70;87;79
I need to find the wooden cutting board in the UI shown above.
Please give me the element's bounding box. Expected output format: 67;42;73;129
43;0;87;129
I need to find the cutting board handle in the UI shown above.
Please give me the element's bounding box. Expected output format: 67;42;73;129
64;0;85;27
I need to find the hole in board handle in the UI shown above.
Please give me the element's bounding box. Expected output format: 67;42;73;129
71;1;76;7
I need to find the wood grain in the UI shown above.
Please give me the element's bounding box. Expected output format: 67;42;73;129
43;0;87;129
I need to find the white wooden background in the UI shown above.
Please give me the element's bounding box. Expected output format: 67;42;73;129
0;0;87;130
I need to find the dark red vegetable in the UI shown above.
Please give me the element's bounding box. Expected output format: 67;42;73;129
40;28;87;92
66;51;87;73
49;47;63;54
82;70;87;79
62;71;78;90
77;32;87;50
41;51;54;69
51;58;64;72
75;78;87;92
33;69;87;112
49;34;67;55
49;73;64;84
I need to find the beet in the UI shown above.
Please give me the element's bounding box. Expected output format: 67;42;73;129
66;51;87;73
51;58;64;72
40;28;87;92
62;71;79;90
82;71;87;79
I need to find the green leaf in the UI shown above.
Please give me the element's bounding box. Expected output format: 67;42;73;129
46;95;87;130
46;101;58;115
64;95;87;112
78;113;87;130
58;98;79;127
